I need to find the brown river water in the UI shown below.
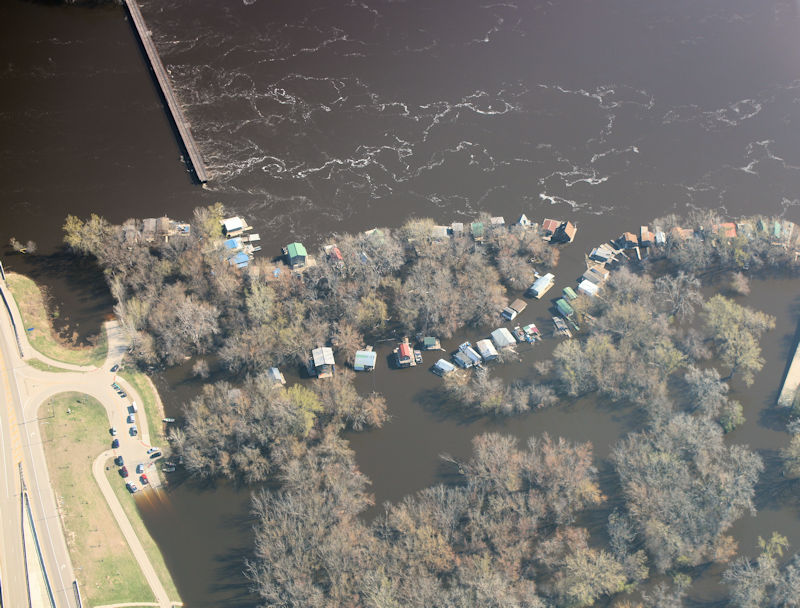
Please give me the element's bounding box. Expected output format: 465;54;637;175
3;0;800;605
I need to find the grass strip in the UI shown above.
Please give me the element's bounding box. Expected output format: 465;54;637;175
104;464;182;601
39;392;153;606
6;272;107;366
118;369;168;445
26;358;74;373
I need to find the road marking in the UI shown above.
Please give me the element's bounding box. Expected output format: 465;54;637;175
0;348;24;492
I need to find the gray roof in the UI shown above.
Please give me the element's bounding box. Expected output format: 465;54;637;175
312;347;335;367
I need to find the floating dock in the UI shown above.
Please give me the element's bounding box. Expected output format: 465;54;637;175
123;0;209;183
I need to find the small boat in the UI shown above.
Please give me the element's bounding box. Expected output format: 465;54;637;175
553;317;572;338
162;417;176;423
414;349;423;365
162;465;176;473
512;326;526;343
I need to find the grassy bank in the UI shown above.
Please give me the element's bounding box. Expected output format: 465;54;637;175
119;369;168;446
39;392;153;606
6;272;107;367
26;358;75;373
104;467;182;602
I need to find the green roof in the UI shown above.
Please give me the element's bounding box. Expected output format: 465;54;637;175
774;221;782;237
471;222;484;237
287;242;307;259
556;298;574;316
423;337;437;347
563;287;578;300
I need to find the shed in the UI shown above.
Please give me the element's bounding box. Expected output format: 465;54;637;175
501;306;518;321
432;359;456;377
285;242;308;269
431;225;450;239
311;347;335;378
640;226;654;247
267;367;286;387
223;237;243;251
654;231;666;245
582;266;609;285
354;350;377;372
510;299;527;314
491;328;516;349
142;218;157;241
620;232;638;248
578;279;599;297
396;342;414;367
476;339;499;362
555;298;574;317
470;222;485;241
527;273;555;298
450;222;464;236
774;221;782;238
542;218;561;236
589;243;616;263
563;286;578;300
490;216;505;227
517;214;533;227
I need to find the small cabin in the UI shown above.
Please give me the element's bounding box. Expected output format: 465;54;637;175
517;214;533;228
501;306;518;321
620;232;639;248
581;266;609;285
310;347;335;378
640;226;654;247
421;336;441;351
395;342;415;368
222;216;249;237
228;252;250;268
353;349;377;372
713;222;737;239
541;218;561;239
555;298;574;317
267;367;286;387
452;351;472;369
589;243;616;263
476;339;499;362
432;359;456;377
527;273;555;299
490;328;516;350
458;342;482;367
223;237;243;252
450;222;464;236
563;286;578;300
284;242;308;269
502;298;528;321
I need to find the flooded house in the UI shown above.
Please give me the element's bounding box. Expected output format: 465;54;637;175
284;242;308;269
470;221;485;242
620;232;639;248
353;349;377;372
563;286;578;300
578;279;599;297
452;351;472;369
551;221;577;244
713;222;737;238
394;340;416;368
310;347;336;378
589;243;617;263
555;298;575;318
421;336;442;351
490;328;516;350
581;265;609;285
221;216;251;237
527;273;555;299
501;298;527;321
516;214;533;228
475;339;499;362
639;226;654;247
458;342;482;367
432;359;456;377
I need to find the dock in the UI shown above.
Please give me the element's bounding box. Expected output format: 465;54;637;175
778;337;800;408
123;0;209;183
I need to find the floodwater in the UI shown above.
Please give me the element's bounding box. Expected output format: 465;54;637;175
3;0;800;605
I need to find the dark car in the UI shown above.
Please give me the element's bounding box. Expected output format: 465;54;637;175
115;455;124;467
119;466;129;478
149;451;162;459
110;364;119;373
111;438;120;449
126;482;138;493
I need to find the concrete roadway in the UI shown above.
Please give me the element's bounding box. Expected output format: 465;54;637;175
0;279;171;608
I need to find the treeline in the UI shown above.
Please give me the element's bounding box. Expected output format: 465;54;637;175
248;431;648;608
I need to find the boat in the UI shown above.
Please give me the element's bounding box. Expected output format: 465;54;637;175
162;417;176;423
512;326;526;343
553;317;572;338
522;323;541;342
414;349;424;365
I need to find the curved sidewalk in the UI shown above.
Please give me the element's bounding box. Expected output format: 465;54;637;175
93;452;172;608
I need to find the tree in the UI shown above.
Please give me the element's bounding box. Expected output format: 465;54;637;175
654;272;702;321
781;434;800;479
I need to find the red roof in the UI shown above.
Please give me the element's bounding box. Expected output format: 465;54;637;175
398;343;412;359
714;222;737;238
542;218;560;234
330;246;343;261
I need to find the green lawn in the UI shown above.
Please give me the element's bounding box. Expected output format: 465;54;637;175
26;358;74;373
39;392;153;606
7;272;107;367
119;369;168;446
104;464;182;602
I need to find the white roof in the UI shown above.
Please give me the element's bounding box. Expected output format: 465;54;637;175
491;328;515;348
517;214;532;226
434;359;456;373
312;347;335;367
532;273;555;290
222;217;245;232
578;279;599;296
490;216;505;226
476;339;499;358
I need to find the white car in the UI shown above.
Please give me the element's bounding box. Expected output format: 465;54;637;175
127;414;136;424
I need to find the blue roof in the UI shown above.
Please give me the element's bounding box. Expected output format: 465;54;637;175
229;252;250;267
223;238;242;250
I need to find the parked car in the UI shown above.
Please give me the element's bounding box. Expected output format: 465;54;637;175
118;391;127;398
136;463;145;474
111;438;119;449
146;447;160;454
109;427;117;436
149;451;162;460
115;455;124;467
140;474;149;485
110;364;119;373
120;466;129;478
127;414;136;424
130;425;138;437
126;482;138;493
